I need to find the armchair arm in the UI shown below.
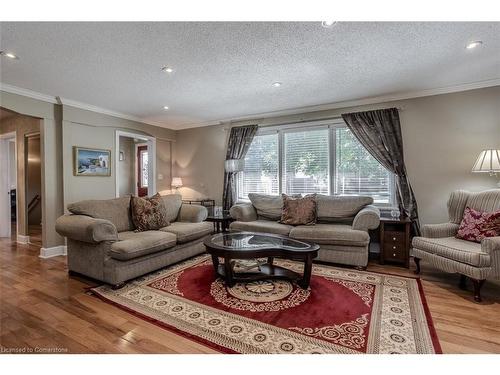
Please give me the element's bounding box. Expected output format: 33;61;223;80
481;236;500;255
178;204;208;223
55;215;118;243
421;222;459;238
352;205;380;231
229;203;257;222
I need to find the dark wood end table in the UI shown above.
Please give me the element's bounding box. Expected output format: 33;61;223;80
205;212;233;233
379;216;412;268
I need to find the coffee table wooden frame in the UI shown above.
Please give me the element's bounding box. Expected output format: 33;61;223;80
203;232;319;289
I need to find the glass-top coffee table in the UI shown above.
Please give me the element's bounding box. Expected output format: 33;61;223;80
203;232;319;289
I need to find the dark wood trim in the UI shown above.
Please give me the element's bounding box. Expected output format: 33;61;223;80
414;257;421;274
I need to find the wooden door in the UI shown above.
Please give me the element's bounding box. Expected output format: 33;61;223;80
137;145;148;197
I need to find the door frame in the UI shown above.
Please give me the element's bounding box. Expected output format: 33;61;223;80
115;130;156;198
0;131;17;238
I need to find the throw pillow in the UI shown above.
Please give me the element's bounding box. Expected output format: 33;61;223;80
280;194;317;226
131;193;170;232
456;206;500;243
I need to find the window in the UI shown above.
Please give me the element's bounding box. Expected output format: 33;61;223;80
335;127;393;204
140;149;149;188
236;121;395;206
283;128;329;195
236;133;279;201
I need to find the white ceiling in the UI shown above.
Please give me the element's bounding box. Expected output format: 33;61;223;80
1;22;499;130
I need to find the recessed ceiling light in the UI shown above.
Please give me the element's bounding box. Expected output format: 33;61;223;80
0;51;19;59
162;66;174;73
321;21;337;28
466;40;483;49
163;106;169;110
272;82;282;88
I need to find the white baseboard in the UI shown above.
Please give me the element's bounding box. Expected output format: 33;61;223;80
17;234;30;244
39;245;67;259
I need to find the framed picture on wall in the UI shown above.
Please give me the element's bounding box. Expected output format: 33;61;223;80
73;146;111;176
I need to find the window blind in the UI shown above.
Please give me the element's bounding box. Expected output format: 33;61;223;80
283;128;330;195
335;127;393;204
236;133;279;201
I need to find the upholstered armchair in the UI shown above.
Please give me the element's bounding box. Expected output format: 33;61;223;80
412;189;500;302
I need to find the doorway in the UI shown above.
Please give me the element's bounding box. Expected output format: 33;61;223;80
25;133;42;246
0;132;16;238
136;144;149;197
115;130;156;198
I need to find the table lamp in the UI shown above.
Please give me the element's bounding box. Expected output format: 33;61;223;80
472;149;500;187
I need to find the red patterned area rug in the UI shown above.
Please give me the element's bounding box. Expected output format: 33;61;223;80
91;255;441;354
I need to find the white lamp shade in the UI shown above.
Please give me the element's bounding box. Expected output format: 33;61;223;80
472;149;500;173
171;177;183;188
225;159;245;172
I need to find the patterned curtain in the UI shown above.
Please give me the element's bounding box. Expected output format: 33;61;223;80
222;125;258;211
341;108;420;235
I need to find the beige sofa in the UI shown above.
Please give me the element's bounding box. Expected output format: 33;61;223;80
412;189;500;302
229;194;381;268
55;194;212;288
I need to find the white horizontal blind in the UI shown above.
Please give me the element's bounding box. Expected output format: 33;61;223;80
236;133;279;201
335;127;393;204
283;128;330;195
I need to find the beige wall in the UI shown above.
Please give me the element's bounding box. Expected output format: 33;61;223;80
173;86;500;224
0;112;41;237
62;106;175;209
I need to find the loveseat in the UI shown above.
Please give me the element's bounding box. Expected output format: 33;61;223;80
412;189;500;302
55;194;212;288
229;194;381;268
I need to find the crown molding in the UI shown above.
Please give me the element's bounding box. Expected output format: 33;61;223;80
173;78;500;130
0;82;173;129
0;82;58;104
56;97;169;129
2;78;500;131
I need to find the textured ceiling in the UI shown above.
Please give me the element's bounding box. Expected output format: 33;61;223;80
0;22;499;130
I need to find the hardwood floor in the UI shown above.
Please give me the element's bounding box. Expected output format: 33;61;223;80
1;236;499;354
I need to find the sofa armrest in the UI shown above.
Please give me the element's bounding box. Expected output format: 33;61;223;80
482;236;500;255
229;203;257;222
178;204;208;223
55;215;118;243
352;205;380;231
421;222;459;238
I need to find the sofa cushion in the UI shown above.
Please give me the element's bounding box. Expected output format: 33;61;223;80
315;195;373;222
160;221;212;243
161;194;183;223
67;196;133;232
412;236;490;267
248;194;284;220
280;194;317;226
110;230;177;261
230;220;294;236
131;193;169;232
289;224;369;247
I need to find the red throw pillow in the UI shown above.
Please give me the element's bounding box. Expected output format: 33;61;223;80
456;206;500;243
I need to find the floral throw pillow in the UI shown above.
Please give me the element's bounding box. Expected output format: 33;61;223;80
456;206;500;243
131;193;169;232
280;194;317;226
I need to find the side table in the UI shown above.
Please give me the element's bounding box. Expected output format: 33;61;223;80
379;216;412;268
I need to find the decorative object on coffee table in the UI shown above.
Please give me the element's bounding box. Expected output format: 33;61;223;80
204;232;319;288
379;216;412;268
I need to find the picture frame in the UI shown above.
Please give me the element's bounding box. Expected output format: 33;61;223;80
73;146;111;176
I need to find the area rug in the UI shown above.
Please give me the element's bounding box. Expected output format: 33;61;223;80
91;255;441;354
